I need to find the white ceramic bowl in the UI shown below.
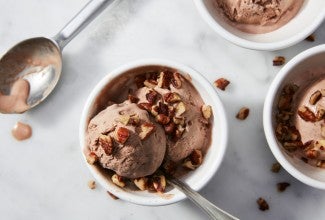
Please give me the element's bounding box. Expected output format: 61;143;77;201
79;59;228;205
264;44;325;190
194;0;325;51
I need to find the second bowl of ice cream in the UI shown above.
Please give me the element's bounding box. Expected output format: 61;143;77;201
264;45;325;190
194;0;325;50
80;59;228;205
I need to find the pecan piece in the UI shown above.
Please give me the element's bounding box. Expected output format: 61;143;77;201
86;152;98;165
214;78;230;91
152;175;166;193
118;115;130;125
146;90;158;104
305;34;315;42
128;94;139;103
175;102;186;116
201;104;212;120
277;182;290;192
138;102;152;111
111;174;126;188
88;180;96;190
157;71;173;89
143;79;158;88
236;107;249;120
164;122;176;134
129;114;140;126
171;72;182;89
257;197;269;211
138;122;155;140
155;114;170;125
151;105;159;116
278;94;292;110
305;149;320;159
114;127;129;144
134;177;148;191
99;134;114;155
298;106;316;122
316;108;325;121
183;149;203;170
309;90;322;105
283;141;302;152
173;116;185;126
271;162;281;173
273;56;285;66
164;92;181;103
134;75;146;88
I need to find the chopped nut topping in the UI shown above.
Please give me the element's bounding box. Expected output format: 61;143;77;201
283;141;302;152
162;160;177;175
99;134;114;155
175;102;186;116
155;114;170;125
138;122;156;140
111;174;126;188
183;149;203;170
143;79;158;88
157;71;172;89
309;90;322;105
173;116;185;126
107;191;119;200
236;107;249;120
128;94;139;103
146;90;158;104
118;115;130;125
214;78;230;91
86;152;98;165
138;102;152;111
129;115;140;126
134;177;148;191
164;92;181;103
305;149;320;159
201;105;212;120
278;94;293;110
316;108;325;121
305;34;315;42
164;122;176;134
153;175;166;193
298;106;316;122
271;162;281;173
171;72;182;89
277;182;290;192
134;75;146;88
175;126;185;139
114;127;129;144
88;180;96;189
151;105;159;116
273;56;285;66
158;102;169;115
257;197;269;211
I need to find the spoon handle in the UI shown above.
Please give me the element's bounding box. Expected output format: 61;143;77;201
53;0;115;49
167;177;240;220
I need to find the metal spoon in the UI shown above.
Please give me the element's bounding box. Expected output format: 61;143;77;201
0;0;115;113
166;174;240;220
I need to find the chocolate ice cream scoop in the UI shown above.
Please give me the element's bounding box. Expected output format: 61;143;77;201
87;101;166;179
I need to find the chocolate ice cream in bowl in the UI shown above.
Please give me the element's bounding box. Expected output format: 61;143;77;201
79;59;228;205
194;0;325;50
264;45;325;189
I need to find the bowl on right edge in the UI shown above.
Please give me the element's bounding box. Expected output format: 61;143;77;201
264;44;325;190
194;0;325;51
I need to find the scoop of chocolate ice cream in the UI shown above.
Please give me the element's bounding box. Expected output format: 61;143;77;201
86;101;166;178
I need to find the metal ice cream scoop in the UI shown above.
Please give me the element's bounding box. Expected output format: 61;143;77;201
0;0;115;113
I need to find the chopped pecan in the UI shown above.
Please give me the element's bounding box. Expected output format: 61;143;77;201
99;134;114;155
152;175;166;193
134;75;146;88
201;104;212;120
164;92;181;103
214;78;230;91
129;115;140;126
278;94;292;110
118;115;130;125
155;114;170;125
236;107;249;120
134;177;148;191
151;105;159;116
271;162;281;173
305;149;320;159
298;106;316;122
257;197;269;211
164;122;176;134
138;122;156;140
283;141;302;152
114;127;129;144
183;149;203;170
86;152;98;165
146;90;158;104
273;56;285;66
277;182;290;192
157;71;173;89
173;116;185;126
128;94;139;103
309;90;322;105
138;102;152;111
283;84;299;95
158;102;169;115
162;160;177;175
316;108;325;121
143;79;158;88
305;34;315;42
111;174;125;188
88;180;96;189
175;102;186;116
171;72;182;89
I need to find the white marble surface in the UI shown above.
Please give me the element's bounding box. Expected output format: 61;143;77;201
0;0;324;219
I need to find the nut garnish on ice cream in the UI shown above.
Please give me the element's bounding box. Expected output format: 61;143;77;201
85;67;213;193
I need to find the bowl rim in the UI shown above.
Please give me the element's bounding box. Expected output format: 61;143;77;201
79;58;229;205
193;0;325;51
263;44;325;190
